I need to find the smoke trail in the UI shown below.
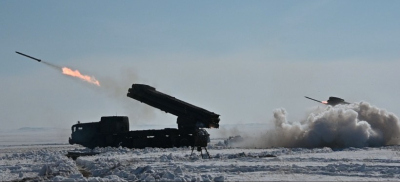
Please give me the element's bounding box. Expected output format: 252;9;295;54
40;59;157;124
42;61;62;70
95;69;157;124
41;59;156;124
236;102;400;148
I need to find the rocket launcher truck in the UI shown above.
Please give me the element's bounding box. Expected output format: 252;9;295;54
69;84;220;149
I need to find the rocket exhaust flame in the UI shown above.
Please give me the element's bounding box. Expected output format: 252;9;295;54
62;67;100;86
16;51;101;86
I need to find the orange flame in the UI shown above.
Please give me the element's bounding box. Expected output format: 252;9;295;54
62;67;100;86
321;101;328;104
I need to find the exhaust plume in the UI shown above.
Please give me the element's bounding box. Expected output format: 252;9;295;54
62;67;100;86
235;102;400;148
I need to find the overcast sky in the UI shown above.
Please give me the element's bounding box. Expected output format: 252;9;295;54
1;1;400;130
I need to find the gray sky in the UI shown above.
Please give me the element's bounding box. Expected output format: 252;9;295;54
1;1;400;130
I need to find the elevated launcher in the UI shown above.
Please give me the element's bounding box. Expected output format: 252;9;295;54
127;84;220;132
305;96;350;106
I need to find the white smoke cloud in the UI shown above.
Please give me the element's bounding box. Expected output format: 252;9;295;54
235;102;400;148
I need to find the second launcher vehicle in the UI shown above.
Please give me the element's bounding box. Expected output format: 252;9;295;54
305;96;350;106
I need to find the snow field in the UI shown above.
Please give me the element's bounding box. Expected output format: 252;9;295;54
74;145;400;181
1;144;400;181
0;145;81;181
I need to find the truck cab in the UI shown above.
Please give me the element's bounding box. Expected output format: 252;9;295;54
69;116;129;148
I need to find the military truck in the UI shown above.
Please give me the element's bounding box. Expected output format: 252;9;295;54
69;84;220;149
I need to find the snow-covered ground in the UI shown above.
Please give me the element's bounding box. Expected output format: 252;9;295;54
2;139;400;181
3;102;400;181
